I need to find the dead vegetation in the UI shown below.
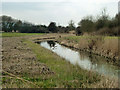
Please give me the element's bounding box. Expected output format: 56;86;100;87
58;36;119;66
2;37;54;88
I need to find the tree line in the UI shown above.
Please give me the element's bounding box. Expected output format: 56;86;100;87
0;9;120;36
76;9;120;36
0;15;75;33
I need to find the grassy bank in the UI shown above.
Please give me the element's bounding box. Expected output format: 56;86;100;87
61;36;119;42
1;32;44;37
23;39;100;88
2;34;118;88
58;35;119;64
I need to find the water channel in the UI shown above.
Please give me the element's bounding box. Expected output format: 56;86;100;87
37;41;119;78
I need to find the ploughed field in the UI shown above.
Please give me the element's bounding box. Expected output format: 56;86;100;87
1;33;119;88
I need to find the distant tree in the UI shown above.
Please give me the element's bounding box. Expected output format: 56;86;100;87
38;25;49;33
48;22;57;33
68;20;75;31
57;26;68;33
108;18;117;28
95;8;110;30
1;15;20;32
14;20;22;32
115;13;120;26
2;15;13;22
115;13;120;35
78;18;94;33
76;26;82;36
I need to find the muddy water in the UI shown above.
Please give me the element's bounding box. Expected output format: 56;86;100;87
38;41;119;78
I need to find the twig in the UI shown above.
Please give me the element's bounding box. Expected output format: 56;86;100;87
2;70;40;88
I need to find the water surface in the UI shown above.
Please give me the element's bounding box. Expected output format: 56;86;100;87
39;41;119;78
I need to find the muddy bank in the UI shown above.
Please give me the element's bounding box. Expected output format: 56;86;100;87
57;36;119;66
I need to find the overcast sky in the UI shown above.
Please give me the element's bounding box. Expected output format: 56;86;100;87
1;0;119;26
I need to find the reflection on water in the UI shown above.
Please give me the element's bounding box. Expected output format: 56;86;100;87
47;41;56;49
40;41;119;78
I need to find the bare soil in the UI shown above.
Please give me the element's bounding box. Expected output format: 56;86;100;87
2;36;56;76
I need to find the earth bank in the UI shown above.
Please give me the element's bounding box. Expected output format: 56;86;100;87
56;36;119;66
2;33;119;88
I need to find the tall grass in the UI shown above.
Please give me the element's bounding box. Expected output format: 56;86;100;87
23;40;100;88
